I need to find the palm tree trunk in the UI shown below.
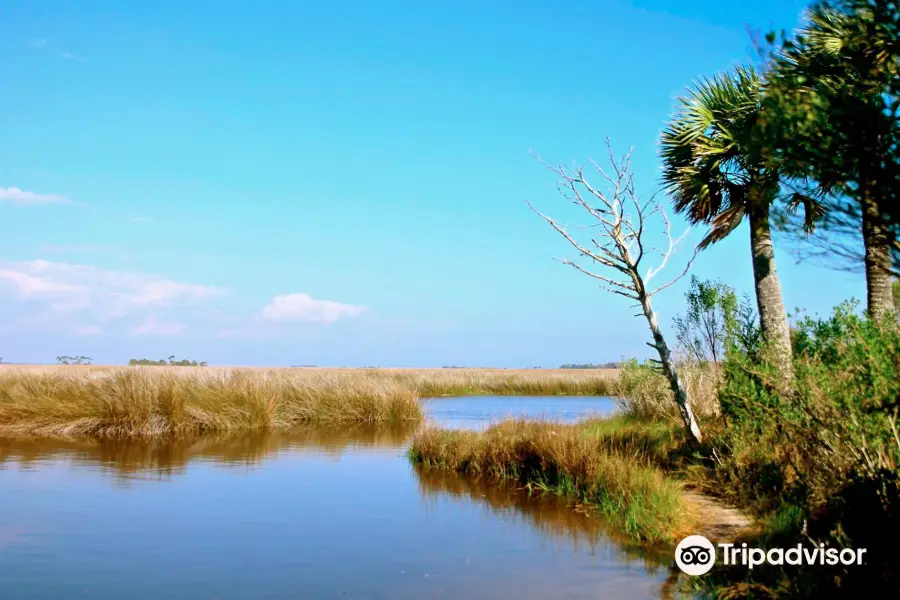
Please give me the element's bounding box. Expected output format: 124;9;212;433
748;201;794;380
861;193;894;321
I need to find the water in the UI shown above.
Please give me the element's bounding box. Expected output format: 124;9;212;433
0;396;678;599
422;395;618;429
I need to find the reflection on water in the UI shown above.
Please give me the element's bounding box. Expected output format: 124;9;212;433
415;466;690;600
415;465;671;567
422;395;617;430
0;396;684;599
0;422;417;481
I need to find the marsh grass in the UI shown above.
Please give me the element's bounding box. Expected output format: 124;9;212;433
614;359;720;422
408;417;692;544
0;368;422;437
395;368;617;397
579;417;689;469
0;366;617;439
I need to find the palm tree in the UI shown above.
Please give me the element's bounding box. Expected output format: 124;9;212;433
660;66;794;378
764;0;898;320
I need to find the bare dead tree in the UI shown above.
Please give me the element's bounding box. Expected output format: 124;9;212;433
527;140;703;444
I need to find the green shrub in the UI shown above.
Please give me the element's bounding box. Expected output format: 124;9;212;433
699;302;900;597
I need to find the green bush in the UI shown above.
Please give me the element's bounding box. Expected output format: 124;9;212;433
701;302;900;598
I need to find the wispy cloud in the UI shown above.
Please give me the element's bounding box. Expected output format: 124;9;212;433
131;217;155;223
217;293;367;339
29;38;87;62
0;259;368;341
261;293;366;324
57;51;86;62
71;323;102;336
0;187;69;205
128;315;185;337
0;259;226;328
0;268;81;296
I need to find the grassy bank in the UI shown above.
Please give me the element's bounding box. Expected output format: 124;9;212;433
0;369;422;437
569;309;900;599
407;308;900;598
0;366;616;439
409;416;692;544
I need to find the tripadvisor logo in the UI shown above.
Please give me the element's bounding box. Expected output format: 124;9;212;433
675;535;716;576
675;535;868;576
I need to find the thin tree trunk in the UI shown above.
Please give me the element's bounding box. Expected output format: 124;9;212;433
529;142;703;446
861;192;894;321
748;201;794;381
638;286;703;445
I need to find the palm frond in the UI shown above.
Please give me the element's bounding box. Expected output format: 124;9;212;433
786;191;828;233
659;65;769;244
699;203;747;248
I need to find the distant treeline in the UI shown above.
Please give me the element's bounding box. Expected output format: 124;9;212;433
57;356;92;365
128;355;207;367
558;362;619;369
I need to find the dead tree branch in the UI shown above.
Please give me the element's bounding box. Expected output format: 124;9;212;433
527;138;704;444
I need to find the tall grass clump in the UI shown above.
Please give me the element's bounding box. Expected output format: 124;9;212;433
0;369;422;438
409;418;691;544
614;358;720;422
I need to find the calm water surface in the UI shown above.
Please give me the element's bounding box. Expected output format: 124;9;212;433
422;395;618;429
0;396;680;599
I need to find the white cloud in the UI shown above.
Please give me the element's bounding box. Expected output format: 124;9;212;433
0;259;225;319
0;187;69;205
0;268;82;296
0;260;368;340
128;315;184;336
261;293;366;324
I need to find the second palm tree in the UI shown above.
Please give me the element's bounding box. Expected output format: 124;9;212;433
660;66;794;379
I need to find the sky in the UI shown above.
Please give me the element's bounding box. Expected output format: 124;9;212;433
0;0;862;367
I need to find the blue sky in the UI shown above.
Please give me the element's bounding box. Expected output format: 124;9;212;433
0;0;860;367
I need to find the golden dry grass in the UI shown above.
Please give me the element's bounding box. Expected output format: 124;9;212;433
0;368;422;437
0;366;618;439
0;364;618;394
613;360;721;422
409;417;693;544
